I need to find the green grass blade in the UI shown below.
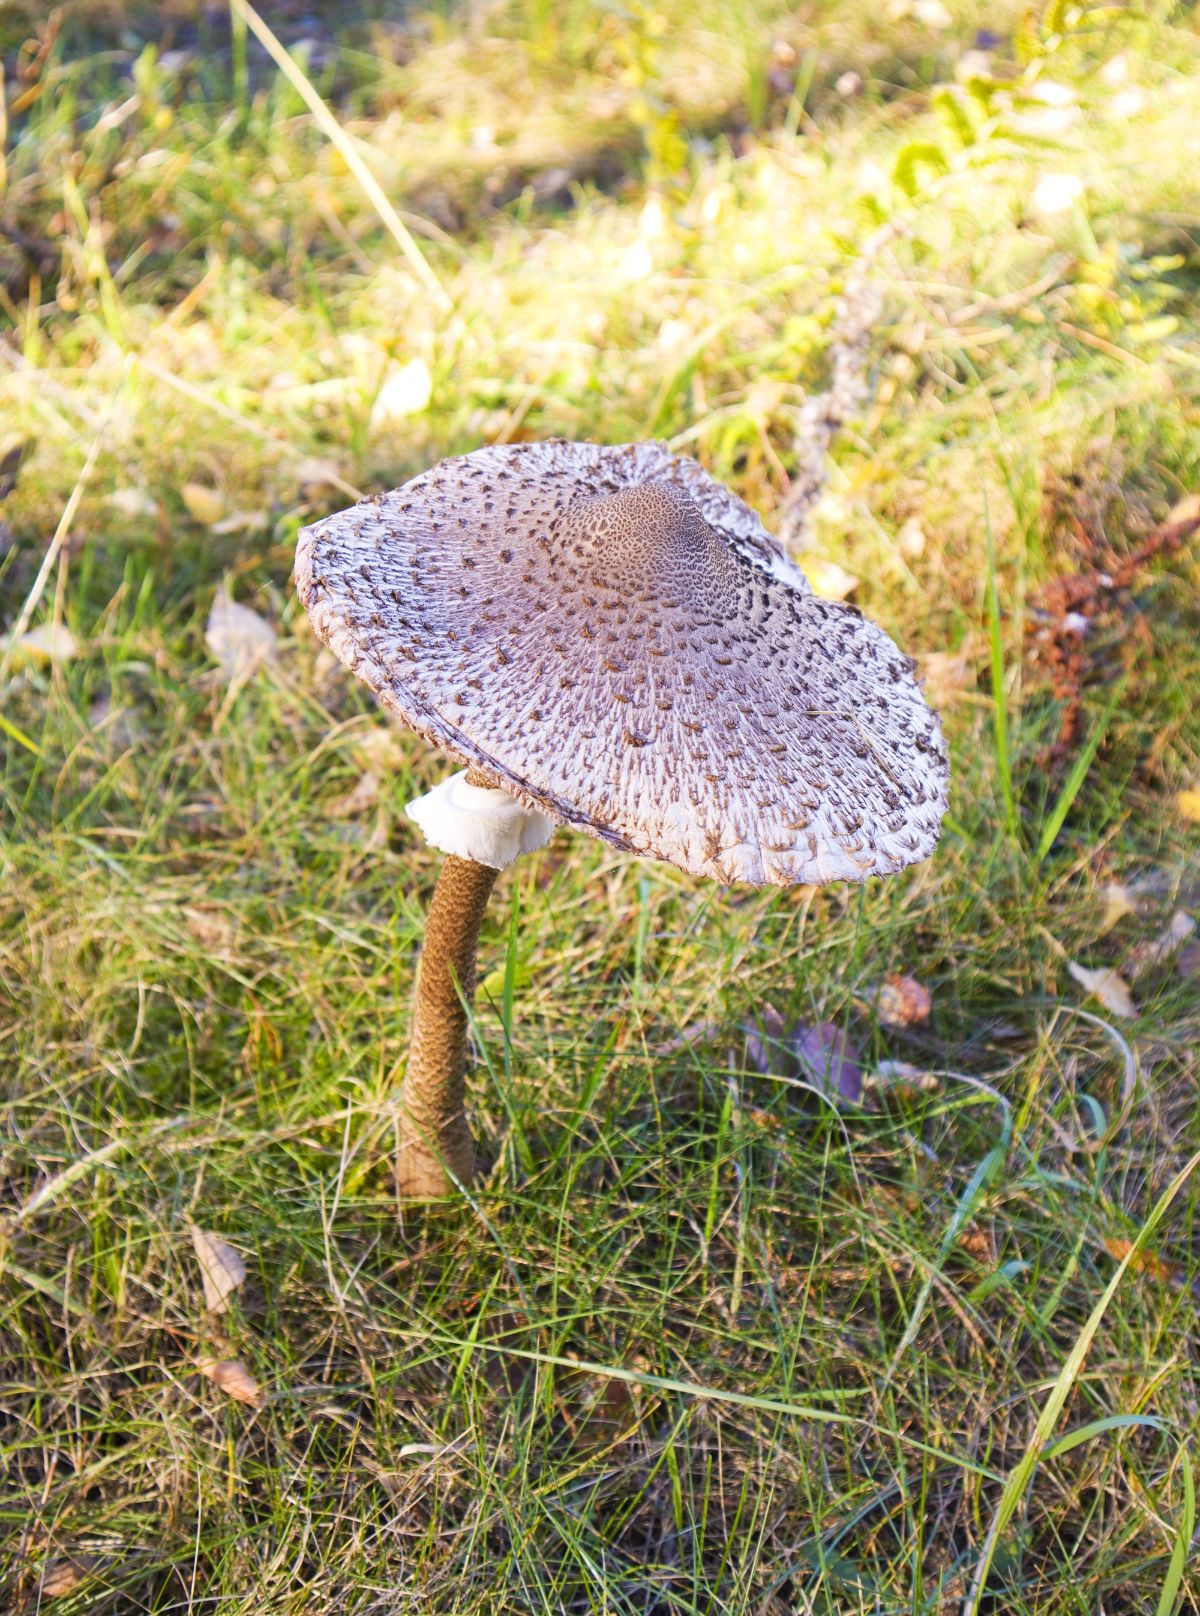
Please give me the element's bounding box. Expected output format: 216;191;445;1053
1043;1412;1166;1459
1155;1441;1196;1616
502;881;520;1080
884;1127;1010;1383
421;1332;1003;1481
0;708;42;756
982;480;1017;839
1036;675;1128;862
0;1260;95;1323
963;1148;1200;1613
227;0;450;311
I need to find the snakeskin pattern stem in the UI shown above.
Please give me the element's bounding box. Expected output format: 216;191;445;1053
396;849;499;1196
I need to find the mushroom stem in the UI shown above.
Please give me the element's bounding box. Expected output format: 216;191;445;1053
396;850;499;1196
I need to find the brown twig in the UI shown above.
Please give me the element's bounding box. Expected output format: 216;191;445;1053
777;222;902;549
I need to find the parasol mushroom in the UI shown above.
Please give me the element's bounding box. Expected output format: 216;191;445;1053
295;440;949;1195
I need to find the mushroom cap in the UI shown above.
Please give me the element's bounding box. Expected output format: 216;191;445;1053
296;440;949;886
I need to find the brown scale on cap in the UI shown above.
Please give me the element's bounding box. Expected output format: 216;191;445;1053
296;439;950;886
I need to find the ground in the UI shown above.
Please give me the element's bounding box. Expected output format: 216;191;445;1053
1;2;1199;1612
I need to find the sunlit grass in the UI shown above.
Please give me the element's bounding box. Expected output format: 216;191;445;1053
2;1;1199;1611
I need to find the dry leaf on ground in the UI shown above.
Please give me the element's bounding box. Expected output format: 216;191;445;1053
958;1225;995;1264
1126;910;1196;981
184;905;238;955
745;1010;862;1104
181;482;226;525
876;974;932;1028
3;621;79;664
1097;881;1136;936
744;1005;788;1073
211;510;269;536
352;725;407;772
199;1357;264;1407
39;1556;98;1598
190;1226;247;1313
794;1022;864;1105
295;456;345;497
1067;961;1136;1018
205;592;276;682
371;358;432;426
1175;789;1200;824
896;517;926;558
1103;1238;1188;1288
108;486;158;518
799;557;860;600
326;771;380;819
653;1020;720;1056
867;1060;940;1099
918;650;976;707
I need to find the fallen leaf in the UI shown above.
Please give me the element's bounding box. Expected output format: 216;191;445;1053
1165;492;1200;527
897;517;926;558
3;620;79;664
40;1557;96;1598
1032;172;1084;215
799;557;860;600
919;650;975;707
617;238;655;282
1111;87;1145;119
744;1010;862;1104
190;1226;247;1313
743;1103;786;1133
744;1005;789;1074
205;592;276;682
326;771;380;819
958;1225;995;1264
1097;881;1136;936
1103;1237;1185;1287
556;1367;638;1452
1067;961;1136;1018
185;905;237;955
199;1357;264;1407
1176;789;1200;823
1126;910;1196;981
211;510;269;536
108;486;159;518
867;1059;940;1100
371;358;432;426
181;482;226;525
294;456;344;497
794;1022;863;1105
876;973;932;1028
352;725;407;772
653;1020;721;1056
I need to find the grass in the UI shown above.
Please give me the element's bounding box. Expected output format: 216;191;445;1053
2;0;1200;1610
